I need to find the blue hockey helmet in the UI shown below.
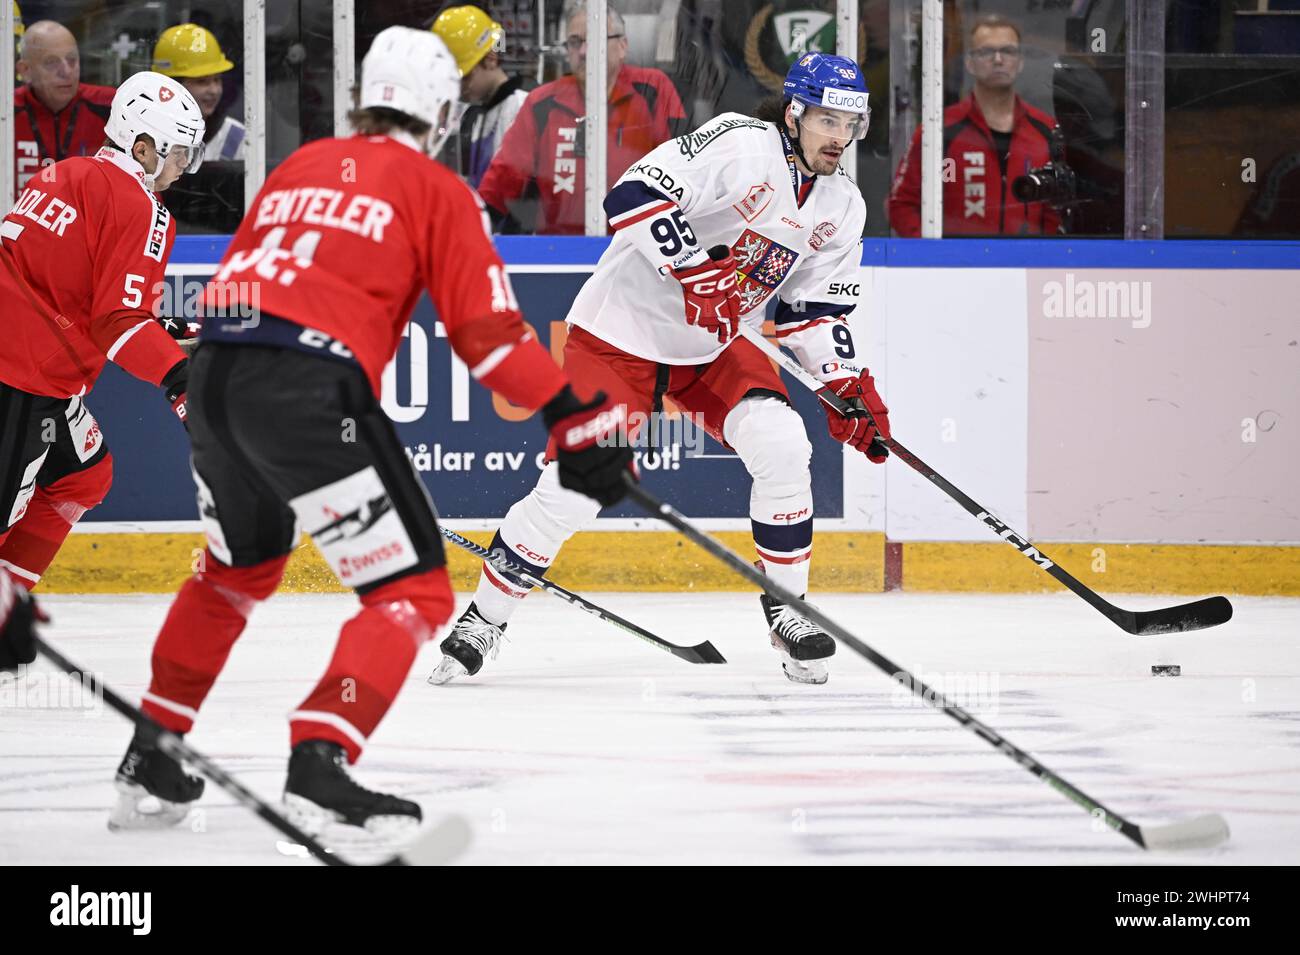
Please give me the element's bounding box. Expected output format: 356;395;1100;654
782;52;871;140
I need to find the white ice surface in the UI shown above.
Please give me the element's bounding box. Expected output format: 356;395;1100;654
1;591;1297;865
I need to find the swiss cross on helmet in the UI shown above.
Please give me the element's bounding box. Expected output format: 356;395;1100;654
782;52;871;144
105;71;206;185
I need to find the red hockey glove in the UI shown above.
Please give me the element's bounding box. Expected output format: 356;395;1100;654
671;245;742;345
824;370;890;463
543;386;636;507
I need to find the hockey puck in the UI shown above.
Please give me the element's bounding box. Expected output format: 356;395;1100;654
1151;664;1181;677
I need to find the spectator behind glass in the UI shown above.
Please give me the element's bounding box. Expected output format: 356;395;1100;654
888;14;1061;237
13;20;114;200
433;5;528;189
477;2;686;235
153;23;246;161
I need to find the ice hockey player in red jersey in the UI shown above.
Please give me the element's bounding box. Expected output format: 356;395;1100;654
0;71;203;589
428;53;891;688
110;27;634;836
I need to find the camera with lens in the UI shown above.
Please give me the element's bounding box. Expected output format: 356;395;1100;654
1011;126;1076;206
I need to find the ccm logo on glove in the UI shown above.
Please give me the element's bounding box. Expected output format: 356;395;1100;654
672;244;743;345
563;405;627;448
686;272;737;296
543;386;636;508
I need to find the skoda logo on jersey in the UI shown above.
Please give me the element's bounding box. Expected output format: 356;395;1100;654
822;88;868;112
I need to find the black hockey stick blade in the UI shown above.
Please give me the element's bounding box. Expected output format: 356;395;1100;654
664;638;727;664
1122;596;1234;635
439;526;725;664
883;435;1237;637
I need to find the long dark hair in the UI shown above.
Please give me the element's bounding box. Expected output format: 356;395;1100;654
754;94;788;124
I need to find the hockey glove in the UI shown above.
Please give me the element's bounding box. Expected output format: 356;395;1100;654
158;315;201;341
0;577;43;672
671;244;742;345
543;386;636;507
158;316;201;356
162;359;189;429
824;370;890;463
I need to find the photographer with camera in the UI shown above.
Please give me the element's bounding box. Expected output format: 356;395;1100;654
888;14;1064;237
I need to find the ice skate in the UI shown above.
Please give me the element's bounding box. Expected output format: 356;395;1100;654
108;729;205;831
761;592;836;685
282;740;421;840
427;602;507;685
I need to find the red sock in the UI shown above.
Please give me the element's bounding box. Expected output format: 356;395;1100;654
289;567;453;762
0;456;112;586
143;554;288;733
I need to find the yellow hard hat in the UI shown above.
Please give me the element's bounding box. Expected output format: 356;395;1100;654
432;6;503;77
152;23;234;78
14;2;23;39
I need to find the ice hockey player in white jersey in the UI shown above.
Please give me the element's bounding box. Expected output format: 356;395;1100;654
430;52;891;686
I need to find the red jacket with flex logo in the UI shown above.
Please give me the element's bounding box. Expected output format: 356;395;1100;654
13;83;115;202
478;65;685;235
0;148;184;398
888;93;1061;237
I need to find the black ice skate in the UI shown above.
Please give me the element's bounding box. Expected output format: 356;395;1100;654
427;602;507;685
761;592;836;685
282;740;422;838
108;728;205;831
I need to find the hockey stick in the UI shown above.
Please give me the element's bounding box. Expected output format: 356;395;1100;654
623;478;1229;850
439;525;725;665
32;635;471;866
737;323;1232;635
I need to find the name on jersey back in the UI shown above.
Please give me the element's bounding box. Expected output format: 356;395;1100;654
253;187;394;243
9;187;78;237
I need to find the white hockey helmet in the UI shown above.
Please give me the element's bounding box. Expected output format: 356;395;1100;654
358;26;462;156
105;71;206;178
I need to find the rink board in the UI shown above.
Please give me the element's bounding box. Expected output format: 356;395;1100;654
49;529;1300;595
55;238;1300;595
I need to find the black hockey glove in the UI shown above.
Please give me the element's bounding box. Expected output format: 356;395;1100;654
158;315;201;340
0;578;42;672
543;386;636;507
162;359;189;429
